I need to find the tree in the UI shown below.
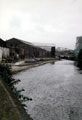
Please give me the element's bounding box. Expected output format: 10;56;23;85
77;49;82;68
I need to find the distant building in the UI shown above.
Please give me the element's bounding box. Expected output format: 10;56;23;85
33;43;55;52
75;36;82;56
76;36;82;51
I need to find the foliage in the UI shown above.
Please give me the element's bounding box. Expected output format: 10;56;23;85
0;63;32;105
77;49;82;69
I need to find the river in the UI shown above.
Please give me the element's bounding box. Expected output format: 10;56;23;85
14;60;82;120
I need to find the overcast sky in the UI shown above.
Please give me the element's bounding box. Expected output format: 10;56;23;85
0;0;82;49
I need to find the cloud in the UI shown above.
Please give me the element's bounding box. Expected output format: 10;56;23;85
0;0;82;49
10;16;21;28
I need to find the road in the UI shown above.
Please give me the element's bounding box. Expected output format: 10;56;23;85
14;60;82;120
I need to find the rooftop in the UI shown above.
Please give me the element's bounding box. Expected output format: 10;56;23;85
6;38;34;46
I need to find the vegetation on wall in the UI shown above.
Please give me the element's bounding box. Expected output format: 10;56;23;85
0;63;32;105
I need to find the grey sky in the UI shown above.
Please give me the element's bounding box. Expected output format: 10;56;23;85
0;0;82;49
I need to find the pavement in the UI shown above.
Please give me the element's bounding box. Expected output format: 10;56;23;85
12;58;58;73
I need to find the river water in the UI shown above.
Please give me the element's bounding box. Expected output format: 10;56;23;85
14;60;82;120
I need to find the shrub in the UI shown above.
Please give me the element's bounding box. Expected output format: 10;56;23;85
77;49;82;69
0;63;32;105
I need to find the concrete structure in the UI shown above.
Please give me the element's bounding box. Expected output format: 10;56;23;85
0;47;9;58
0;39;9;61
0;49;2;61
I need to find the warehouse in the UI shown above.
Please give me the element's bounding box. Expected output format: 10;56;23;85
6;38;48;60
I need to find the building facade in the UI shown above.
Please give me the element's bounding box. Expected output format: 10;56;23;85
76;36;82;51
75;36;82;57
0;39;9;61
6;38;48;59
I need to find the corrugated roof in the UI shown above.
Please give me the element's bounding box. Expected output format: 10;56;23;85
6;38;48;51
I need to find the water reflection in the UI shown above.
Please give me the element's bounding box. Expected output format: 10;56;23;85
50;62;55;65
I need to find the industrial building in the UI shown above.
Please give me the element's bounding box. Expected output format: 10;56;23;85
6;38;50;60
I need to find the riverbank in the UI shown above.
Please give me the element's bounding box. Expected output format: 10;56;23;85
0;63;33;120
0;58;59;120
12;58;59;73
0;77;32;120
